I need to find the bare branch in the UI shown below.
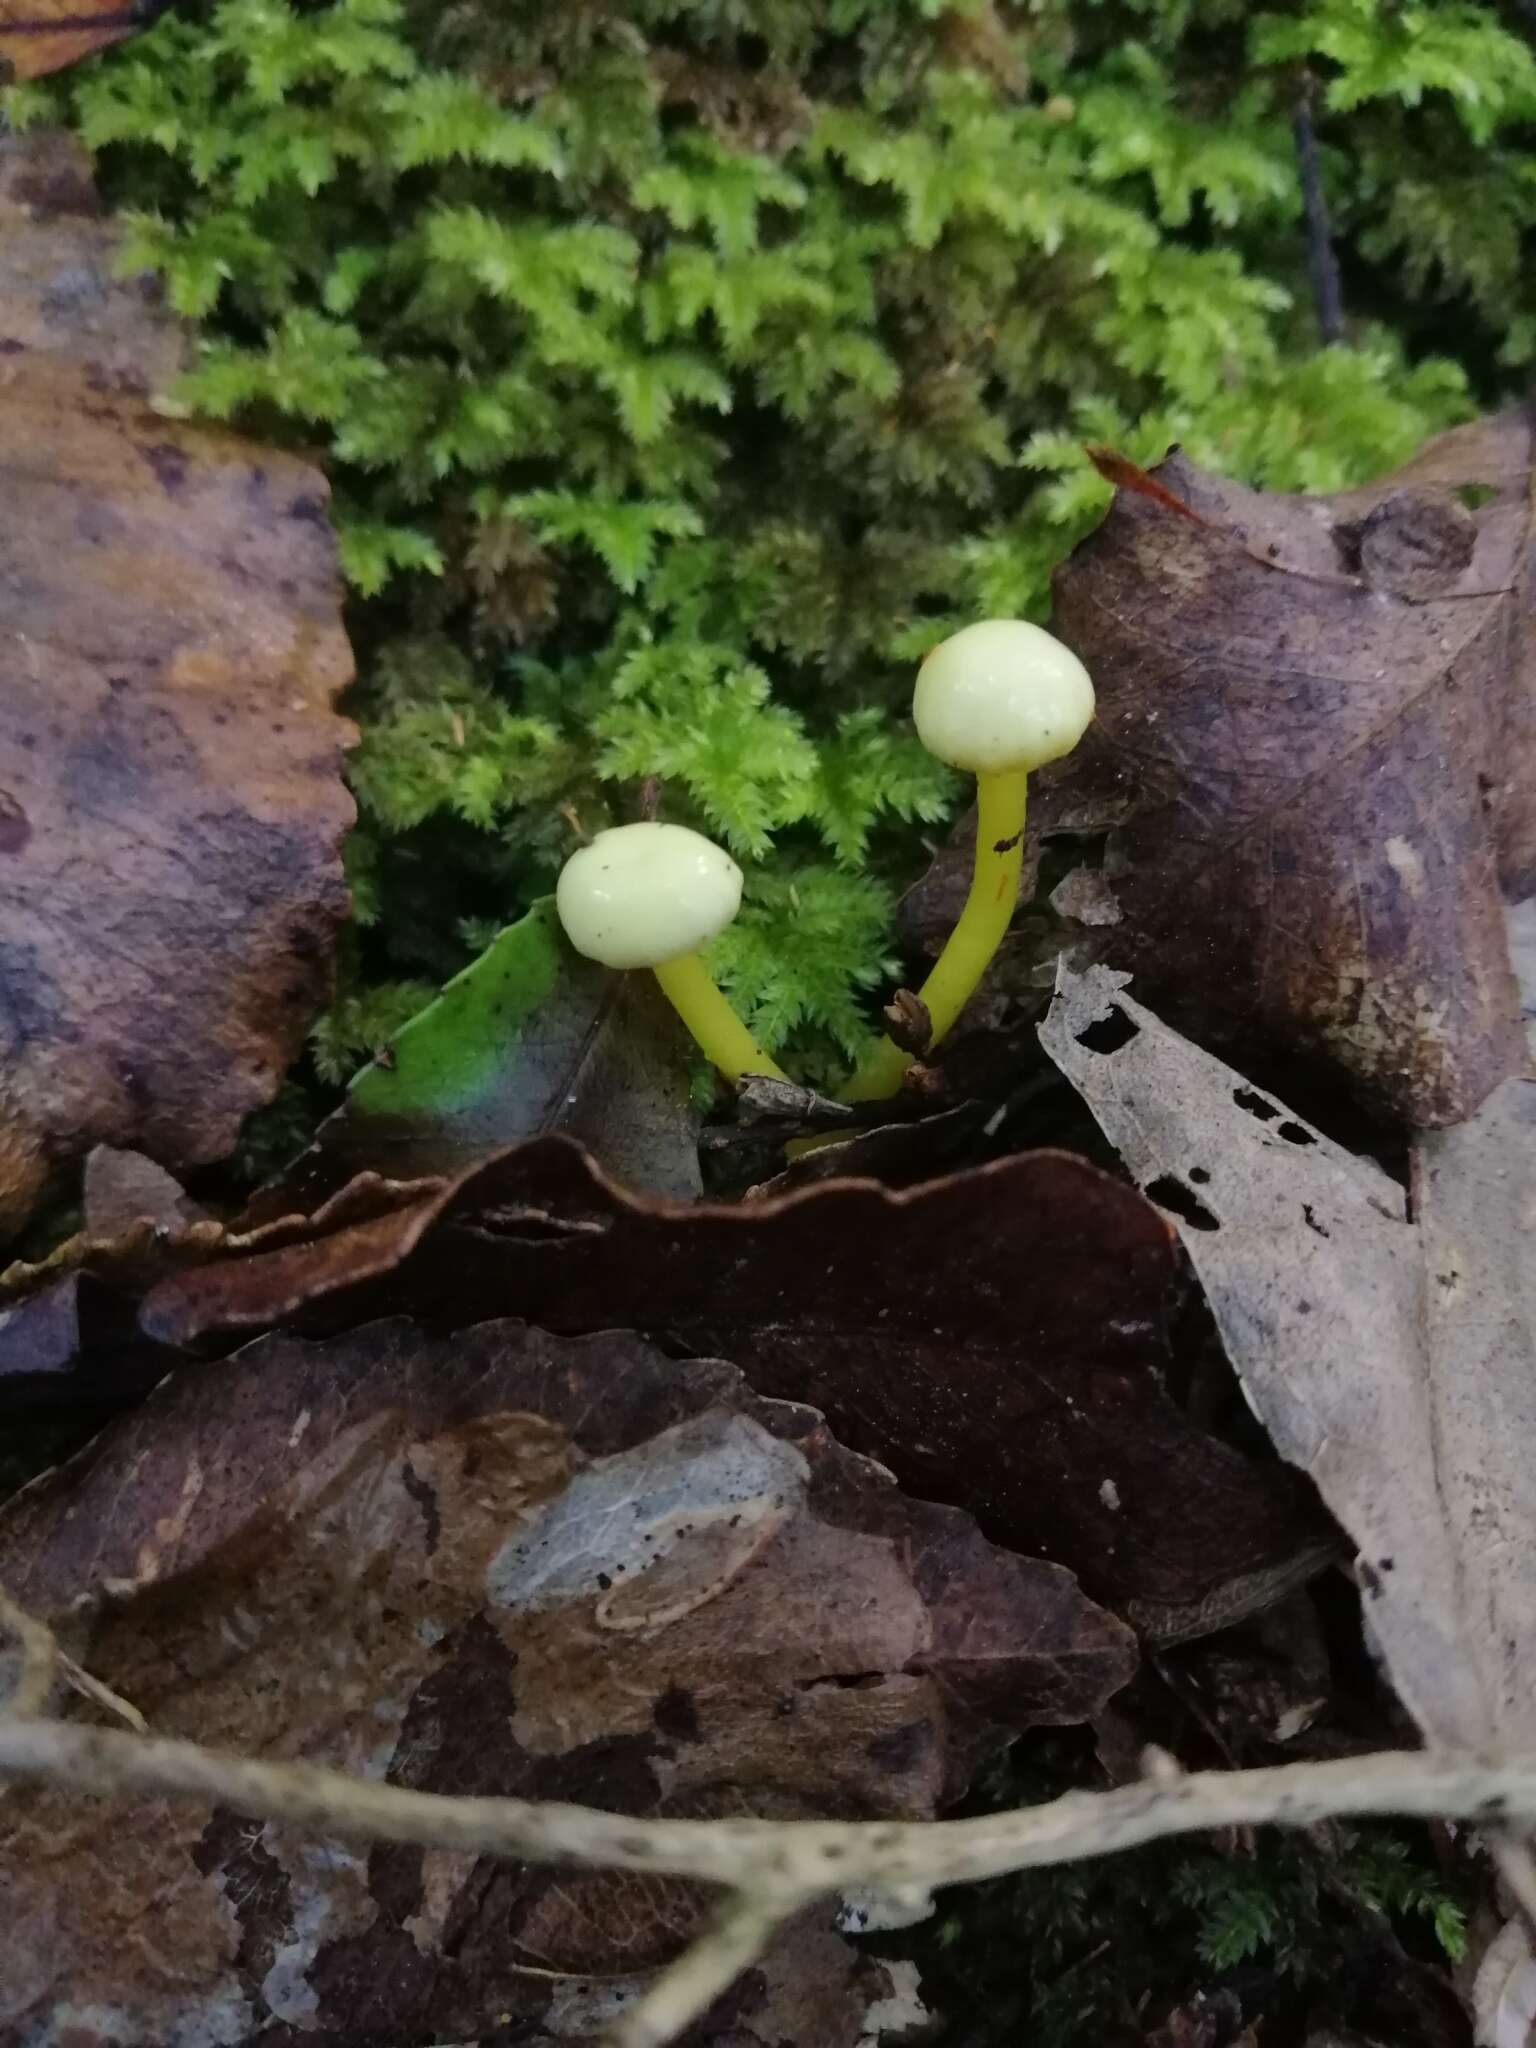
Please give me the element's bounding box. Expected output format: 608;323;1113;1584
5;1719;1536;2047
2;1719;1535;1890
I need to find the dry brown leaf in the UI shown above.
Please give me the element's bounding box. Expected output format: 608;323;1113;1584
1048;411;1536;1126
0;0;160;85
0;1317;1134;2043
0;130;355;1233
1042;935;1536;1750
139;1139;1336;1643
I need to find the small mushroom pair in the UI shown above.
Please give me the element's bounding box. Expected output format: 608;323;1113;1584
556;620;1094;1101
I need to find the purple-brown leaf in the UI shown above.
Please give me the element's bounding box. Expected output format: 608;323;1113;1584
1049;411;1536;1126
142;1137;1336;1640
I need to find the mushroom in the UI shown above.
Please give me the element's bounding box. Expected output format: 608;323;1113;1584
556;820;789;1085
843;618;1095;1102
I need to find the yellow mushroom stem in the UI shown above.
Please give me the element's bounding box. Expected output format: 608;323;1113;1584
842;765;1028;1103
652;951;790;1087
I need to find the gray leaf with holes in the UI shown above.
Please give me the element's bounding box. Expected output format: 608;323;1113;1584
1041;939;1536;1750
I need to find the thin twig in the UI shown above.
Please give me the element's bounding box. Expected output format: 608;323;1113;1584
6;1722;1536;2046
57;1653;147;1733
612;1892;804;2048
0;1586;145;1731
1293;70;1345;345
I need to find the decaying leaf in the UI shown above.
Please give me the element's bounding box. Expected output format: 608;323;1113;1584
0;1317;1134;2044
1154;1590;1334;1764
1473;1918;1536;2048
0;0;162;81
0;1157;451;1419
1048;411;1536;1126
0;130;355;1233
140;1139;1335;1641
744;1101;990;1196
81;1142;209;1238
268;900;701;1210
1042;941;1536;1749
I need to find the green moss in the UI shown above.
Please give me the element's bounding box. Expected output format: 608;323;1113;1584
14;0;1531;1083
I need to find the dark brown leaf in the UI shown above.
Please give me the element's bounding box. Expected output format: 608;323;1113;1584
0;1316;1134;2043
0;1271;172;1417
1049;411;1536;1126
744;1101;990;1196
142;1138;1337;1640
1153;1592;1333;1764
0;131;355;1232
0;1164;445;1418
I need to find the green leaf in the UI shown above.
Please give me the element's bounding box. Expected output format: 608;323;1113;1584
291;902;700;1200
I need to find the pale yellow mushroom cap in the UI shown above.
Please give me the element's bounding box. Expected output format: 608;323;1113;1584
913;619;1094;774
556;822;744;970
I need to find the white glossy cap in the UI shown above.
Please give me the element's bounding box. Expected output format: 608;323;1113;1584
556;822;744;969
913;619;1094;774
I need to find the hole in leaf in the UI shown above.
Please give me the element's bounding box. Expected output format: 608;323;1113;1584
1302;1204;1330;1238
1233;1087;1279;1122
1188;1166;1211;1184
1277;1120;1316;1145
1075;1005;1139;1055
1456;483;1496;510
1143;1174;1219;1231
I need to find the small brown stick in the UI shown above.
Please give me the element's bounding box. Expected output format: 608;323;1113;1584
57;1654;147;1733
0;1585;145;1731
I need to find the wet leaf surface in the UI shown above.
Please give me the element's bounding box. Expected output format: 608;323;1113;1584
1046;411;1536;1125
0;130;355;1234
141;1138;1335;1641
0;1317;1134;2044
